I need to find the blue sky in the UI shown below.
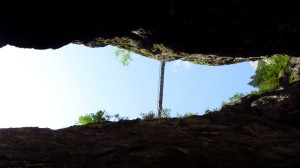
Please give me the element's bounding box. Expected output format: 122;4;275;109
0;44;256;129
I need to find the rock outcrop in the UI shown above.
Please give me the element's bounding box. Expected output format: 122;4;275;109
285;57;300;83
1;2;300;65
1;81;300;167
1;2;300;167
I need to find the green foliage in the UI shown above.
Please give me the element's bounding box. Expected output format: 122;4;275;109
160;108;171;118
204;110;212;115
140;108;172;120
289;69;299;83
221;92;246;107
248;55;291;93
140;111;156;120
204;108;219;114
75;110;128;125
76;110;109;125
114;48;132;66
112;114;129;121
248;90;261;95
221;101;227;107
177;112;198;118
228;93;245;105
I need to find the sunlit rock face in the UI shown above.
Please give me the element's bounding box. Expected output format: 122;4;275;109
1;1;300;65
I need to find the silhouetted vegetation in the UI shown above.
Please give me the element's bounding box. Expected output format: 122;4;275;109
140;109;199;120
204;108;219;114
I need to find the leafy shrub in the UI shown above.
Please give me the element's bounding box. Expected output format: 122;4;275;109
76;110;109;125
160;108;171;118
248;55;291;93
114;48;132;66
75;110;128;125
221;92;246;107
204;108;219;114
140;108;172;120
140;111;156;120
177;112;198;118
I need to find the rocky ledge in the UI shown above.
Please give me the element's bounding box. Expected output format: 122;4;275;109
2;2;300;65
1;81;300;168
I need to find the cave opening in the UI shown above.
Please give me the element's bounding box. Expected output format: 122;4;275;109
0;44;257;129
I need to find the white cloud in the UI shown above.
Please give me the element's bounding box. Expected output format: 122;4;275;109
172;60;191;74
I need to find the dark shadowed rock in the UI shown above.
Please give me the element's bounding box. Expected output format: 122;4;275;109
1;2;300;167
1;2;300;65
1;81;300;168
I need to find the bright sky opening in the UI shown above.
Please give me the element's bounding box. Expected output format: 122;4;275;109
0;44;256;129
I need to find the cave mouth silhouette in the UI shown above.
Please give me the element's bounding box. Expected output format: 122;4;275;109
1;4;300;166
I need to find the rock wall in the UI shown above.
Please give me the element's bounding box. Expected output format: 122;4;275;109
0;3;300;167
0;81;300;167
1;2;300;65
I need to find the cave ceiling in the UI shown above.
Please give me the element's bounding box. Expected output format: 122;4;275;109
1;2;300;65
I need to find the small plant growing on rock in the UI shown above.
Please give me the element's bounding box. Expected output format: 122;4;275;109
140;108;172;120
140;111;156;120
204;108;219;114
248;54;292;93
75;110;109;125
177;112;198;118
75;110;128;125
114;48;132;66
222;92;246;107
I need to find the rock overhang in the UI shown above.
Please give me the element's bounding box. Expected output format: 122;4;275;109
1;2;300;65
